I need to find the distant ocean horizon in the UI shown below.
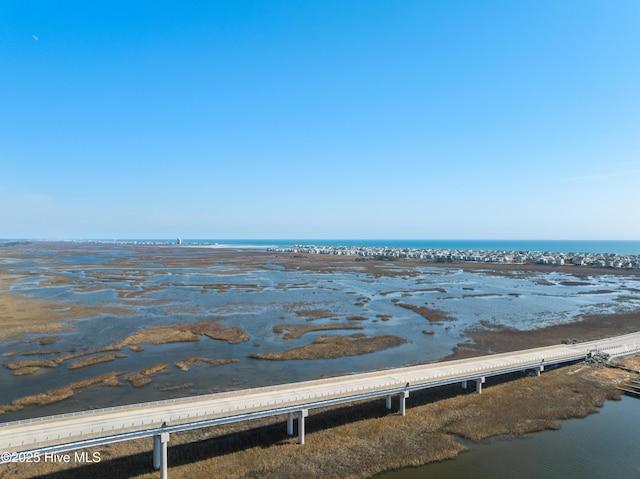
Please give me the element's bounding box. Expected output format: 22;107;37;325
48;239;640;256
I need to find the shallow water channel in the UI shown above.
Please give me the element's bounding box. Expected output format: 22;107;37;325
2;245;640;421
374;395;640;479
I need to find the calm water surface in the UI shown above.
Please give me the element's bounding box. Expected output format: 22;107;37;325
375;396;640;479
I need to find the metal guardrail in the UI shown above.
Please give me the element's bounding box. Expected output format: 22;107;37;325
1;351;593;458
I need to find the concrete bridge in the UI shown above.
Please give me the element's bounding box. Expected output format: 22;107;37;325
2;332;640;478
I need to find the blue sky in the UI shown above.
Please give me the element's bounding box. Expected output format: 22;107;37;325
1;1;639;239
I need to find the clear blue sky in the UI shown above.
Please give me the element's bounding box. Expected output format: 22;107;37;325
2;1;639;240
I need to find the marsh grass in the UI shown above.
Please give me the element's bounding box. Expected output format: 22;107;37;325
273;324;363;340
112;322;249;348
3;359;57;370
0;372;123;414
248;335;406;360
125;364;171;387
395;303;455;322
292;308;334;321
174;357;239;372
113;327;201;348
67;353;128;370
188;322;249;344
54;346;122;364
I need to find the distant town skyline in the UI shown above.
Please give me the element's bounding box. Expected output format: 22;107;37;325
2;1;639;240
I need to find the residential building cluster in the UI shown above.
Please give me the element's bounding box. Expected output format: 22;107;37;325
269;245;640;270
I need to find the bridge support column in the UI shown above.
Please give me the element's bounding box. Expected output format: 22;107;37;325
287;412;294;436
385;395;392;410
461;380;468;390
475;377;485;394
153;435;161;470
298;409;308;445
153;433;170;479
534;365;544;376
398;391;409;416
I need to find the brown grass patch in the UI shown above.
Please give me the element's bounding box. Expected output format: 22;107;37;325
395;303;455;322
201;283;259;293
174;357;240;372
125;364;171;387
273;324;364;340
158;383;195;392
248;335;406;360
421;287;447;293
619;356;640;370
295;309;334;321
189;321;250;344
67;353;128;370
0;292;71;340
2;372;122;412
36;335;59;346
3;359;57;370
0;293;131;340
112;322;249;348
12;367;41;376
54;346;122;364
3;349;61;357
440;366;622;440
103;375;126;387
0;271;132;340
113;326;202;348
